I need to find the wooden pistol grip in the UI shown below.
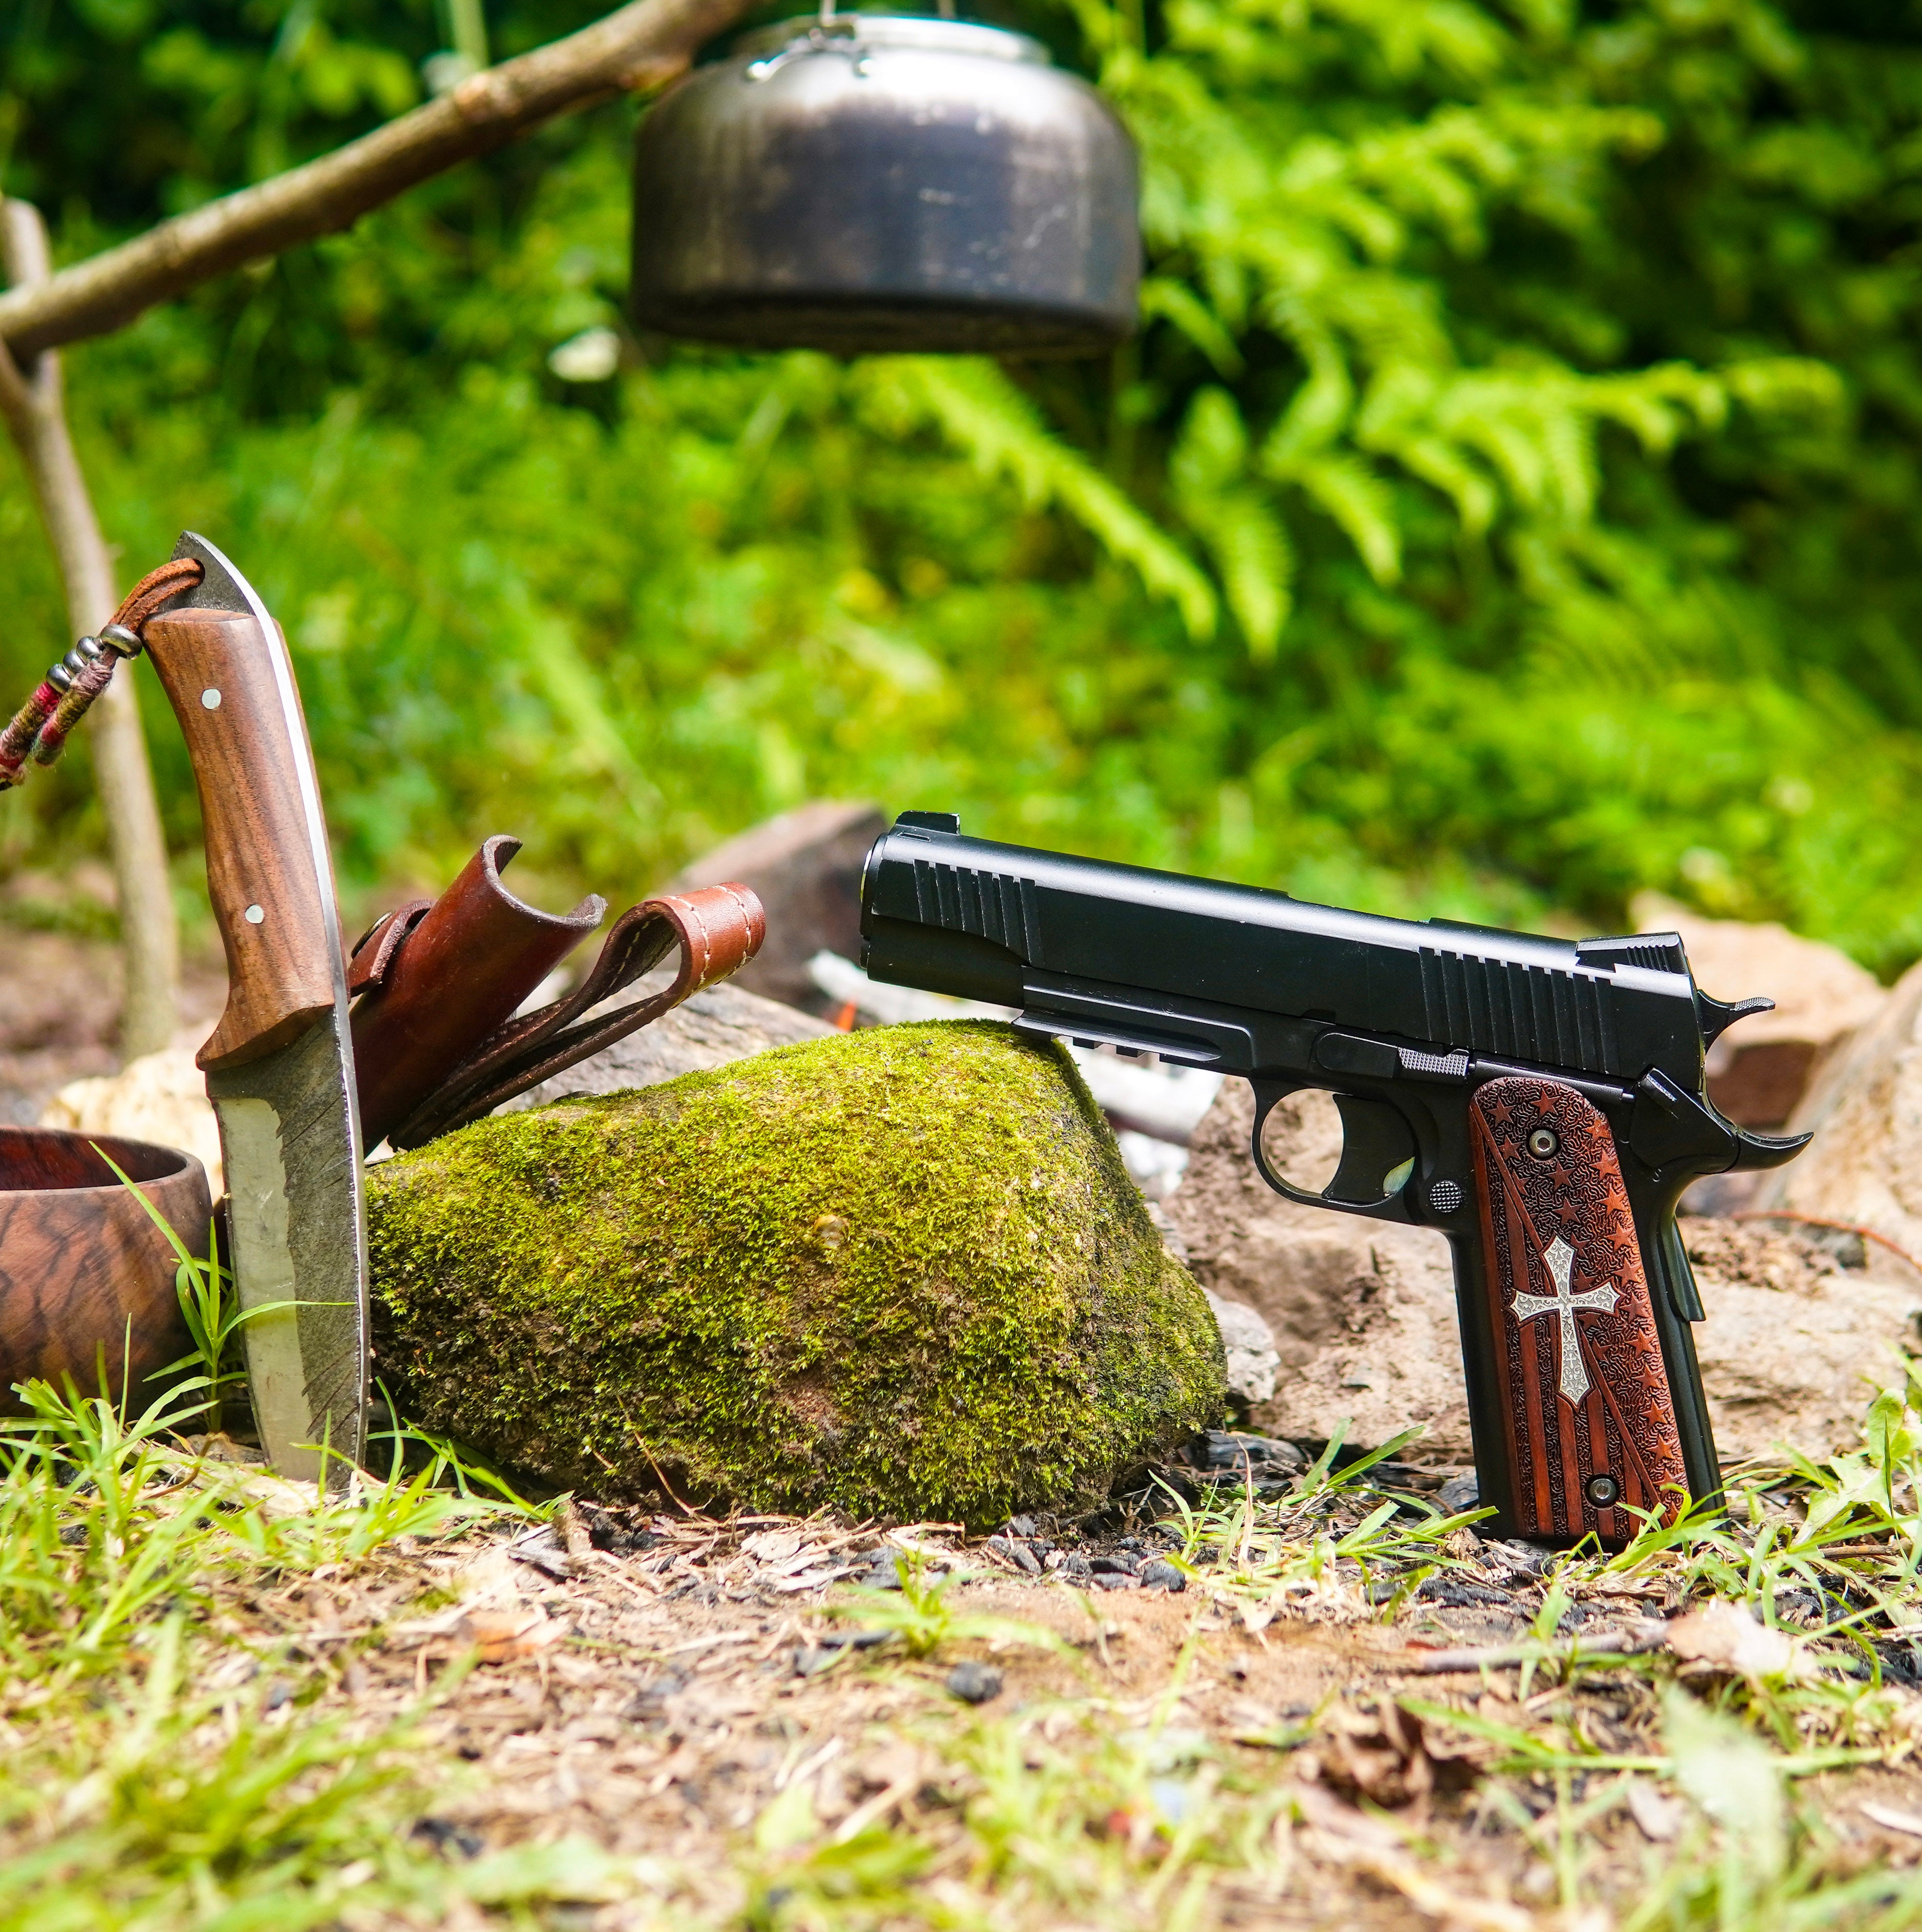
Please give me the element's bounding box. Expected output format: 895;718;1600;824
143;607;336;1072
1469;1077;1689;1547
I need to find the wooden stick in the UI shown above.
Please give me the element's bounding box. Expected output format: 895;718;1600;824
0;200;180;1056
0;0;755;361
1399;1626;1665;1674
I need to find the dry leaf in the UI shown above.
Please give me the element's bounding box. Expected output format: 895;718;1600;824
447;1543;527;1609
225;1471;321;1522
1298;1790;1531;1932
742;1529;807;1566
1665;1599;1801;1680
772;1568;840;1594
1862;1799;1922;1839
1320;1699;1437;1810
457;1605;567;1663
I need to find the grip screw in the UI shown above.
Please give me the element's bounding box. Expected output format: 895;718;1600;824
1527;1127;1559;1159
1586;1473;1620;1507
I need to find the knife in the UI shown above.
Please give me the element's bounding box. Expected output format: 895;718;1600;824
141;533;367;1486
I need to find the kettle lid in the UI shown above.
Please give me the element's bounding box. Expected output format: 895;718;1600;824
733;12;1053;65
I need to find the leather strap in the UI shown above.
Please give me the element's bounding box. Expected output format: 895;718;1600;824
346;900;432;997
385;880;765;1149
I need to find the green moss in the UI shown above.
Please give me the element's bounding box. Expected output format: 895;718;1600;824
367;1022;1225;1525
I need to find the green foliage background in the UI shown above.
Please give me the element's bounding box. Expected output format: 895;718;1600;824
3;0;1921;971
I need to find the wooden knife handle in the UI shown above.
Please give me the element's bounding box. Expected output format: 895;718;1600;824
1469;1076;1689;1546
142;606;336;1071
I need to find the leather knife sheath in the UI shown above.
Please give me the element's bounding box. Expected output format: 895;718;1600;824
349;836;766;1152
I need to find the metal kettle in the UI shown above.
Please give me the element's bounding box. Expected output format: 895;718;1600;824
629;10;1140;356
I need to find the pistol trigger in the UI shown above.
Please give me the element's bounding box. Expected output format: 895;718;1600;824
1327;1094;1418;1206
1729;1126;1813;1173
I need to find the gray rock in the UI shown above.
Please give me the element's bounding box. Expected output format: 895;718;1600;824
1203;1288;1279;1405
1189;1429;1305;1478
987;1535;1042;1575
1166;1082;1472;1457
500;981;836;1112
1140;1559;1186;1592
1751;951;1922;1268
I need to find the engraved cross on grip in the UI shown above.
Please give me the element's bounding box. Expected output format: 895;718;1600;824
1469;1076;1688;1546
1512;1236;1619;1407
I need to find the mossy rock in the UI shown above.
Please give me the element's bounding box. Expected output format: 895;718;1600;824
367;1021;1225;1524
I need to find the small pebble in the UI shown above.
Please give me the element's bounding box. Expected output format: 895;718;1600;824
1140;1559;1186;1592
1094;1572;1140;1591
946;1660;1003;1703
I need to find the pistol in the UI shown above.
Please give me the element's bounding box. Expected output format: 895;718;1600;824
858;811;1810;1547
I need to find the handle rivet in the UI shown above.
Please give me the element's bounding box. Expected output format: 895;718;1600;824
1527;1127;1559;1159
201;688;222;710
244;904;265;924
1586;1473;1620;1507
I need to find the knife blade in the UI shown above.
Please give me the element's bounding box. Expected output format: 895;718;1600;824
141;533;367;1486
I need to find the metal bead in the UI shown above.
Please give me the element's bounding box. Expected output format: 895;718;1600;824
46;663;73;695
98;624;144;659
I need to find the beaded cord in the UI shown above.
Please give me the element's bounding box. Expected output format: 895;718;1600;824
0;562;203;793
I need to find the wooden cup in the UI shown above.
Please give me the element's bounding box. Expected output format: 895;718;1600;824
0;1126;209;1414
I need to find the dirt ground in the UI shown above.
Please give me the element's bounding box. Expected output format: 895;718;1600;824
177;1468;1922;1930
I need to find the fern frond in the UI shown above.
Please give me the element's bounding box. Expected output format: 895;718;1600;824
1261;312;1354;463
858;358;1218;640
1288;455;1403;584
1140;277;1245;376
1171;386;1251;498
1210;491;1295;660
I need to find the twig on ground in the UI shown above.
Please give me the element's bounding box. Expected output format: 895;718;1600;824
1731;1210;1922;1278
1401;1627;1667;1675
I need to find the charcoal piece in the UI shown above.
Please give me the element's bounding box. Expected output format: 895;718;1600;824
946;1660;1004;1703
1415;1577;1516;1609
987;1536;1042;1575
1437;1473;1480;1513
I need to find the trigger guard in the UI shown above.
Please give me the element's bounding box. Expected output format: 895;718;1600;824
1248;1081;1418;1224
1248;1084;1332;1208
